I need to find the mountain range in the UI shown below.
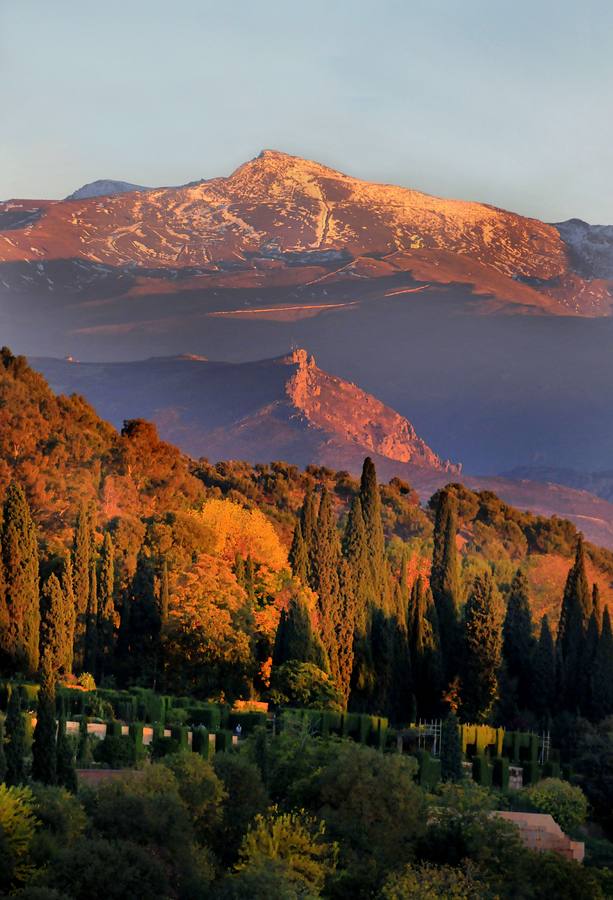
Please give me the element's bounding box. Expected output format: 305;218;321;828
3;150;613;480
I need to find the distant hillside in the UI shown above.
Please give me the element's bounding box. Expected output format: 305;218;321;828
31;349;613;549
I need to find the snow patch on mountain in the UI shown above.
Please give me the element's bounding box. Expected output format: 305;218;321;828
66;180;149;201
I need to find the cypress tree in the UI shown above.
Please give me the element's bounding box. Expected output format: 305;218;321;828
431;489;461;680
84;558;98;675
557;538;593;709
72;507;91;671
32;659;57;784
440;711;463;782
300;486;319;588
336;558;357;706
592;608;613;721
40;573;70;675
234;553;246;588
407;576;443;717
159;558;170;625
592;584;603;633
502;569;535;709
0;716;6;782
56;699;77;792
289;522;308;584
460;572;504;723
98;531;118;677
61;557;76;674
0;482;40;673
359;458;386;602
77;714;93;768
532;614;556;720
5;687;26;784
311;487;354;701
125;548;160;682
272;592;328;672
244;555;256;605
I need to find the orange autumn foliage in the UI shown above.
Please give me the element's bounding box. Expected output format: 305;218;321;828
192;498;287;569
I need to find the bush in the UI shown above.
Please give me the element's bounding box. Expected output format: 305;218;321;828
93;736;136;768
236;808;337;897
0;784;39;893
380;861;486;899
522;778;588;833
212;752;269;864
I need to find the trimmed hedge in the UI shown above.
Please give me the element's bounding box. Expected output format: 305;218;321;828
472;755;493;788
493;756;509;792
191;726;211;759
170;725;189;751
228;711;267;735
215;730;234;753
522;760;541;785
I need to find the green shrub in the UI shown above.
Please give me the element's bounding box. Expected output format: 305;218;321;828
93;735;135;768
150;735;180;759
415;750;441;789
523;778;588;833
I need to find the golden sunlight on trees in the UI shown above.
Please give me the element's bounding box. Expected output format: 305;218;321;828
193;499;287;569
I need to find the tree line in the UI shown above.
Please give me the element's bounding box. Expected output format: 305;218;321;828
1;459;613;728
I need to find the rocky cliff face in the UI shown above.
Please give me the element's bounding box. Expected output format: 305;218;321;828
282;348;458;471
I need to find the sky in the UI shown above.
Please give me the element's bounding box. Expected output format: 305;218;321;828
2;0;612;223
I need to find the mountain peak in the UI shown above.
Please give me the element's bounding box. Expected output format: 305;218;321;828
65;179;149;201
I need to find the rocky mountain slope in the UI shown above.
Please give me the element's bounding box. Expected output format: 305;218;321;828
1;150;611;317
31;349;613;549
65;179;150;200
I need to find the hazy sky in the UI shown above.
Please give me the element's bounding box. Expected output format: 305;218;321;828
2;1;612;222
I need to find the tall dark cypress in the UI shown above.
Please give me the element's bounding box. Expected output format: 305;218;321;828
84;558;98;675
312;489;340;658
40;573;70;675
342;497;373;632
273;592;329;671
430;489;461;680
359;458;387;604
440;711;463;782
159;558;170;625
532;614;556;720
56;699;77;792
300;485;319;588
557;538;592;709
0;482;40;673
502;569;535;709
289;522;308;584
460;571;504;723
5;687;26;785
0;715;6;782
32;660;57;785
407;575;442;717
592;607;613;721
312;487;353;701
72;506;91;671
98;531;117;677
61;557;76;675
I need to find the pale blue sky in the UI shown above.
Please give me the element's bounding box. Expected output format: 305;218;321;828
2;0;612;222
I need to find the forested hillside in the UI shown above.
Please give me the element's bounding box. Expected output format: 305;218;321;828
1;346;613;728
